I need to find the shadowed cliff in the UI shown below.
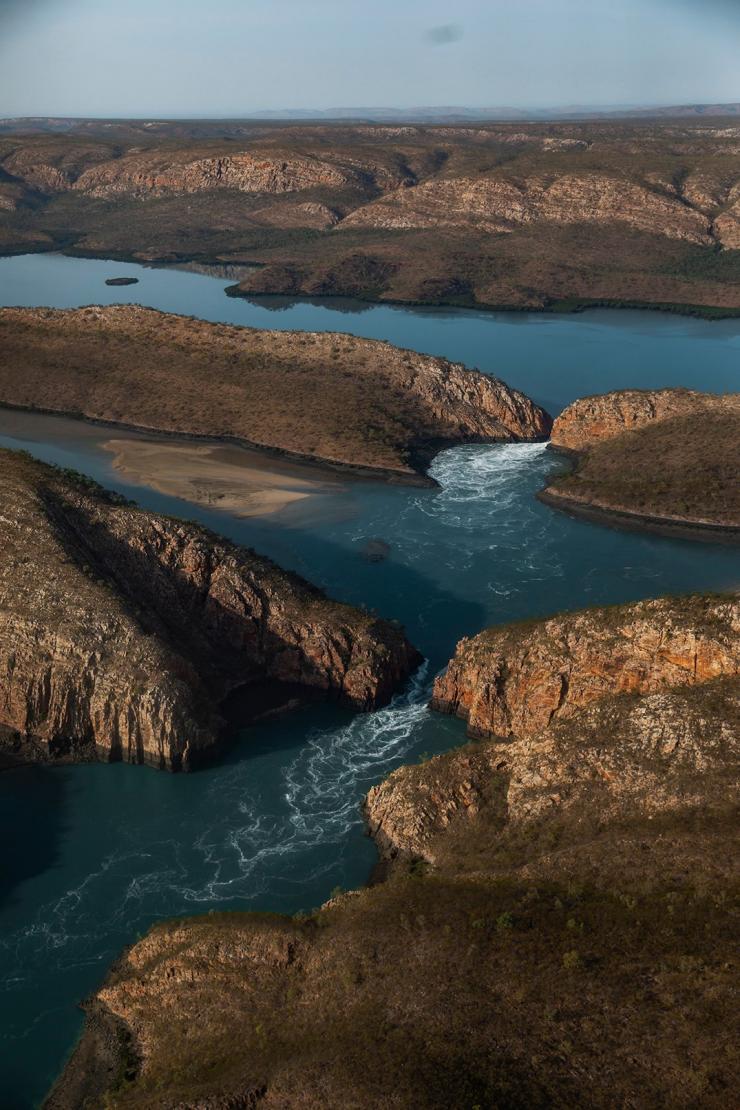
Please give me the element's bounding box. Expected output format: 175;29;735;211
0;449;420;771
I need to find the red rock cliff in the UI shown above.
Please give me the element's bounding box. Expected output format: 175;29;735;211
431;594;739;741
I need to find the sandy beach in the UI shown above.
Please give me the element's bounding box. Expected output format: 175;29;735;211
103;437;344;517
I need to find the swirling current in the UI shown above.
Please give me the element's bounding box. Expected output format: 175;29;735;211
0;252;737;1107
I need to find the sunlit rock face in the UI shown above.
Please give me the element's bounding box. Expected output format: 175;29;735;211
549;388;739;452
431;594;740;740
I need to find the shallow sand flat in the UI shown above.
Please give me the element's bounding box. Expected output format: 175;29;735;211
103;438;344;517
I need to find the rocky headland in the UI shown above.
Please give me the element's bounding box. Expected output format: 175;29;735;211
49;592;739;1108
430;593;740;740
0;305;551;482
0;448;419;771
1;120;739;313
540;389;740;539
368;676;739;870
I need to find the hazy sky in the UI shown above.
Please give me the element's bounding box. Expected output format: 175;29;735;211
1;0;738;117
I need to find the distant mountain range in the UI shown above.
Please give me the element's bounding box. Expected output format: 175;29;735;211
1;103;739;132
246;103;740;122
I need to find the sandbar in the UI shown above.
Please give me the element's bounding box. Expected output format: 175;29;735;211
103;437;344;517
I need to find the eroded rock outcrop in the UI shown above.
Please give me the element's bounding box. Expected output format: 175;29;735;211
1;147;412;200
368;679;739;864
0;306;551;480
340;173;715;244
431;594;740;740
0;450;419;770
549;388;738;452
50;597;740;1110
542;389;740;536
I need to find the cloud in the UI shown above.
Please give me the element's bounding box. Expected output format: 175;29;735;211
425;23;463;46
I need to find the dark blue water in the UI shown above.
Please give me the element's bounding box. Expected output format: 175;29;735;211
0;253;738;1108
2;252;739;415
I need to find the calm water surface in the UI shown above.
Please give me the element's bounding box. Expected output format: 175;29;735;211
0;253;738;1107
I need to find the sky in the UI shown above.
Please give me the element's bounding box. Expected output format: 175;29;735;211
0;0;738;118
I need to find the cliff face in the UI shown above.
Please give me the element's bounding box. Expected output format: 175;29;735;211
1;147;413;200
50;597;739;1110
0;306;551;479
367;680;739;865
0;450;419;770
431;595;739;740
340;174;715;244
549;388;737;452
714;182;740;248
542;390;740;536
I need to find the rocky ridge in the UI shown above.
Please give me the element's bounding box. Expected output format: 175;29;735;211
430;594;740;740
0;146;413;200
49;593;740;1109
340;173;716;244
0;449;419;770
2;123;739;312
541;389;740;537
0;305;551;480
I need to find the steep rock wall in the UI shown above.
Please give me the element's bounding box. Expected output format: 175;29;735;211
431;595;739;740
549;389;739;452
0;450;419;769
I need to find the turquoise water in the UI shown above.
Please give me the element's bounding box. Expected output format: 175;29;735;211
0;253;738;1108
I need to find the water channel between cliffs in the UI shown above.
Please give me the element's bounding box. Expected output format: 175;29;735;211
0;252;738;1108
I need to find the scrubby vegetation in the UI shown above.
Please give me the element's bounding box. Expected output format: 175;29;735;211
2;119;739;312
0;305;549;479
52;625;739;1108
544;410;740;533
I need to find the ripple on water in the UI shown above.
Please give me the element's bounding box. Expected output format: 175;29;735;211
1;435;738;1106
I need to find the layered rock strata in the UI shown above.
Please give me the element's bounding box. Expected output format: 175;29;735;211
0;306;551;481
0;449;419;770
541;389;740;536
368;679;739;865
50;594;740;1109
431;594;740;740
0;147;413;199
548;388;737;452
340;173;715;244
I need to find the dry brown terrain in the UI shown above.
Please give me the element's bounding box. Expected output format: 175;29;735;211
50;594;739;1109
0;305;550;480
0;448;419;770
541;390;740;538
431;593;740;741
1;120;739;312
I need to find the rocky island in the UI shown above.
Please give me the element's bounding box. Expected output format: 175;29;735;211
539;389;740;540
49;592;739;1108
0;305;551;483
0;448;419;770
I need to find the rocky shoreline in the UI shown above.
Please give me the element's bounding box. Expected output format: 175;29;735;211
537;485;740;544
0;448;420;771
0;305;551;482
47;591;740;1108
0;397;442;488
539;389;740;540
